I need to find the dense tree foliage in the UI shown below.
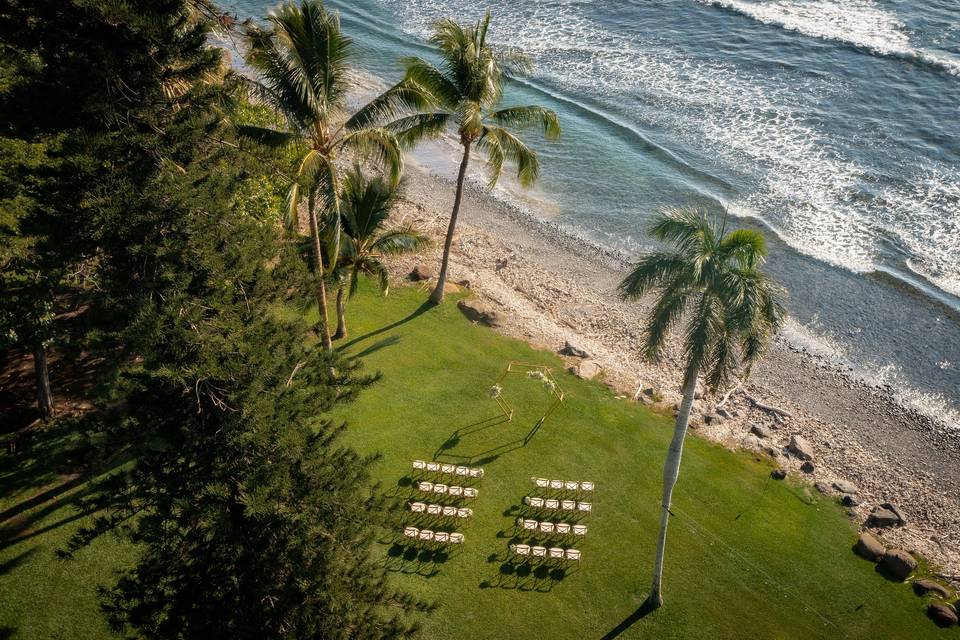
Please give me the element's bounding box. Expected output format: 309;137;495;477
1;0;427;636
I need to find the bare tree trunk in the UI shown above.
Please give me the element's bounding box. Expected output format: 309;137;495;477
430;140;472;304
307;196;333;350
647;363;700;608
33;343;54;420
332;286;347;340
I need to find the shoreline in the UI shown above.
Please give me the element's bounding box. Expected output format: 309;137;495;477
382;155;960;584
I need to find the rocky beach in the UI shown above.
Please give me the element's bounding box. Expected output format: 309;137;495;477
382;154;960;585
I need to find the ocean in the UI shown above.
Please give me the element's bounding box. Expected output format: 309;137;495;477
223;0;960;427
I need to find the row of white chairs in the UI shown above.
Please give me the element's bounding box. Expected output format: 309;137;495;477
409;502;473;518
417;481;478;498
510;543;581;562
413;460;484;478
403;527;464;544
532;477;594;492
517;518;587;536
524;496;592;513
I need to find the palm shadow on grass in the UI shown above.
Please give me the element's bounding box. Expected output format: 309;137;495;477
337;301;434;354
599;598;660;639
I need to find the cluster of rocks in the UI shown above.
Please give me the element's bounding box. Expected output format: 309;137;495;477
854;532;958;627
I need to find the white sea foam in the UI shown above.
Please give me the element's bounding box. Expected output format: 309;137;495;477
700;0;960;76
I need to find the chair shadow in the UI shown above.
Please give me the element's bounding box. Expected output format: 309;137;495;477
479;554;577;593
382;541;458;578
599;598;660;639
337;301;434;353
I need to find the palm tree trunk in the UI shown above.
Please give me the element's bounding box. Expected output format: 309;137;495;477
647;363;700;608
307;196;333;350
430;140;472;304
33;343;54;420
332;286;347;340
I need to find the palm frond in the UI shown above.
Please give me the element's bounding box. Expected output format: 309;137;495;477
341;128;404;186
618;252;691;300
477;125;539;187
401;58;461;110
235;124;297;148
648;207;717;259
345;79;438;131
371;227;430;255
387;113;453;148
489;105;561;140
683;293;723;380
719;228;768;268
642;286;690;363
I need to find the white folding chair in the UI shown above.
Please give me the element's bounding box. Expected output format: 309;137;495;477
533;477;549;489
440;463;455;475
418;529;434;541
572;524;587;536
511;544;530;556
579;481;594;492
545;499;560;510
457;507;472;518
564;480;579;492
426;504;442;515
463;487;478;498
449;532;464;544
412;460;426;471
442;506;457;517
426;462;440;473
577;502;592;513
403;526;419;539
417;481;434;492
469;468;484;479
550;479;564;491
434;531;450;543
523;519;538;532
409;501;427;513
447;485;463;497
539;521;555;534
531;546;547;558
549;547;565;560
525;496;544;508
433;484;448;495
565;548;581;562
455;466;470;477
555;522;571;535
561;500;576;511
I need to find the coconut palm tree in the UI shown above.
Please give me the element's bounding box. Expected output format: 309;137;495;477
240;0;420;349
330;166;428;340
618;207;786;609
390;11;560;303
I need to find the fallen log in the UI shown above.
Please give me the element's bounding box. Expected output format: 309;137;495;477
746;394;793;418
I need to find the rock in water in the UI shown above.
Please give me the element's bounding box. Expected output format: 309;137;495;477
881;549;917;580
913;579;951;599
457;299;501;327
558;341;590;358
853;532;885;561
787;434;814;460
410;264;434;281
927;603;958;628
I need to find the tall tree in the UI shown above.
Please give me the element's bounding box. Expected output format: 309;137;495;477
391;10;560;303
240;0;413;350
331;166;428;340
618;207;786;608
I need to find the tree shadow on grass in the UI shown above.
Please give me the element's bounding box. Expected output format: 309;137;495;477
599;598;660;639
337;301;434;354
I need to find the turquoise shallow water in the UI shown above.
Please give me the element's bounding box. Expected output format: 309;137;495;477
223;0;960;426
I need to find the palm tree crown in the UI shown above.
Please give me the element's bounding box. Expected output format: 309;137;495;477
619;207;786;390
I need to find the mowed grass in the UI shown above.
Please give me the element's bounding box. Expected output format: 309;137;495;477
327;282;945;640
0;281;947;639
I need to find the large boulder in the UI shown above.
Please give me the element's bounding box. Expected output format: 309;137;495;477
409;264;434;281
853;532;885;561
913;579;952;599
457;299;501;327
867;504;906;528
832;479;858;495
787;434;814;460
881;548;917;580
570;359;602;381
927;603;958;628
558;341;590;359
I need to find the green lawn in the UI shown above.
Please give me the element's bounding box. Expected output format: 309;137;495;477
0;281;950;639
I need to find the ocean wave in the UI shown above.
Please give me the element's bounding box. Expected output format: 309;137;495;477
700;0;960;77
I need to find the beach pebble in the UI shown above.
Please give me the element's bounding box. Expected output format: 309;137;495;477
800;461;815;474
570;359;602;381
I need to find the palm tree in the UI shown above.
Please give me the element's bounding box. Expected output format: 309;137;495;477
618;207;786;609
391;11;561;303
330;166;428;340
240;0;418;349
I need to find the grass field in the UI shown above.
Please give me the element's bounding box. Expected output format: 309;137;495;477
0;281;951;639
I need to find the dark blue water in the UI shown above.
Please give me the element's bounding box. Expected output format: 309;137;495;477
224;0;960;426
